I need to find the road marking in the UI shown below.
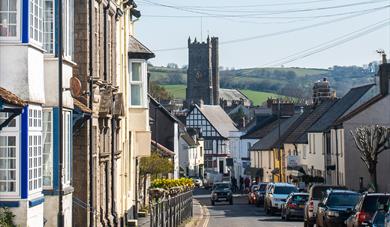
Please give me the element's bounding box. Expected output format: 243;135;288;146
202;203;210;227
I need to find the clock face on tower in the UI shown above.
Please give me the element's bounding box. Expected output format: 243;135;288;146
196;71;202;80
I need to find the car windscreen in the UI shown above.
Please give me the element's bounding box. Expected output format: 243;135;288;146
274;186;298;194
292;195;309;203
214;184;230;190
362;195;390;213
328;193;360;207
312;186;346;200
259;184;267;191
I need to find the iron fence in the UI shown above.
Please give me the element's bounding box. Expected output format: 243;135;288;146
150;191;193;227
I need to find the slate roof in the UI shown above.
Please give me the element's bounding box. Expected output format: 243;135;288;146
241;115;278;139
308;84;374;133
283;100;336;144
219;89;250;102
0;87;26;107
73;98;92;113
250;114;300;151
196;104;238;138
128;35;155;59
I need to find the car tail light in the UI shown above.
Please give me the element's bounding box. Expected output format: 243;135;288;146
357;211;370;224
308;200;314;212
288;203;298;209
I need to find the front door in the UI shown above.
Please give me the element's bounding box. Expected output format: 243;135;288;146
219;160;224;174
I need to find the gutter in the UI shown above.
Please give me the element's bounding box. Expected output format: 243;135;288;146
88;0;94;224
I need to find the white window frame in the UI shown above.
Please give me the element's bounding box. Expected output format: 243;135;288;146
0;0;20;41
0;132;20;198
62;0;73;58
28;132;42;194
28;105;42;195
128;59;147;108
43;0;54;53
62;110;71;186
42;109;53;188
0;112;20;131
29;0;44;45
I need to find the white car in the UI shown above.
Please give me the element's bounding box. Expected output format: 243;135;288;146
264;183;298;215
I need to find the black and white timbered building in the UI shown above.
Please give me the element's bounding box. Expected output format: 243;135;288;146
186;104;238;174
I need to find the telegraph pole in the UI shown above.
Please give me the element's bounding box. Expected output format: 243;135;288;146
278;98;282;182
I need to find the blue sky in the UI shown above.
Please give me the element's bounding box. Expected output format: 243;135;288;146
135;0;390;69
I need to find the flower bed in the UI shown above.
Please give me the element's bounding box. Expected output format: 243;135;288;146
149;178;194;200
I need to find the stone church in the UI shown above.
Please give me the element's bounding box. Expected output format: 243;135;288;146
186;36;220;106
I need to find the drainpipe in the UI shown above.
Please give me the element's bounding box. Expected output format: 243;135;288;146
111;117;118;225
88;0;94;224
58;0;64;225
103;0;110;82
335;129;340;185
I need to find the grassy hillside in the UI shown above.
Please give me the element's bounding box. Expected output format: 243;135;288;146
240;89;285;106
150;65;374;98
162;85;283;106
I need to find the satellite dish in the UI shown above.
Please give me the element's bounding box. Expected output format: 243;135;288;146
70;76;82;97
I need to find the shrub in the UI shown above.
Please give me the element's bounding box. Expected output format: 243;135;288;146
0;207;16;227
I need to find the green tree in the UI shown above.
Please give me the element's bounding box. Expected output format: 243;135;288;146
149;82;173;101
0;207;15;227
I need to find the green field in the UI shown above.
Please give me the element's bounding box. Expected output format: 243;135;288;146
162;84;283;106
240;89;285;106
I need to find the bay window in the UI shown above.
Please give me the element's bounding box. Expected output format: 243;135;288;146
42;109;52;187
63;111;71;185
129;61;147;107
30;0;43;44
43;0;54;53
0;0;19;38
0;135;18;195
63;0;73;58
28;106;42;193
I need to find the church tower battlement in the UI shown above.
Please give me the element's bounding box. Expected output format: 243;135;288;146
186;36;220;106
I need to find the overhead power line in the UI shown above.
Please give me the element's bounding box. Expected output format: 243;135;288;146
264;19;390;66
151;5;390;52
139;0;388;17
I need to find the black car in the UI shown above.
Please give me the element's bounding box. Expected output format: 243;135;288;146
346;193;390;227
281;192;309;221
211;182;233;205
255;183;268;207
316;190;360;227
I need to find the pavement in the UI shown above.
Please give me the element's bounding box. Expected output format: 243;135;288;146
190;188;304;227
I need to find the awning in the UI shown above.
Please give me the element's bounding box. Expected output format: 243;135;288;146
72;98;92;133
0;87;26;130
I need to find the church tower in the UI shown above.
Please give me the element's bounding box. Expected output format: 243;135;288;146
186;36;220;106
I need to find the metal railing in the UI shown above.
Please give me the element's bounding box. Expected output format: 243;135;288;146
150;191;193;227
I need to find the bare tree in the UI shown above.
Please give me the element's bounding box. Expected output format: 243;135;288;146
351;125;389;192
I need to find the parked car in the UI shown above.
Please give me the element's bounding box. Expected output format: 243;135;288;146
281;192;309;221
367;209;387;227
211;182;233;205
264;183;298;215
385;202;390;227
304;184;347;227
316;189;360;227
248;184;260;204
346;193;390;227
255;183;268;207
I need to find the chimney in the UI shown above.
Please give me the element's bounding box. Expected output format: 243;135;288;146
379;63;390;95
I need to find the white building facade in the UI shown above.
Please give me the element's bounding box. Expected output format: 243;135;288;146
0;0;74;226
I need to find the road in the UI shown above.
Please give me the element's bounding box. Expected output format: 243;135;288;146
193;188;304;227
